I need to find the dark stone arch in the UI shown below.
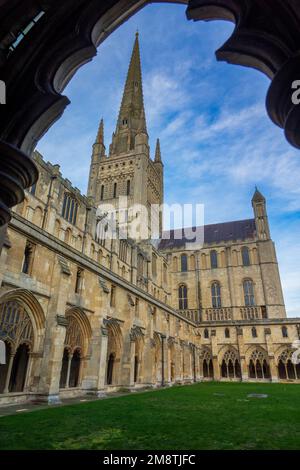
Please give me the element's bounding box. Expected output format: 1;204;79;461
69;348;81;388
59;348;69;389
187;0;300;149
9;343;30;392
107;352;115;385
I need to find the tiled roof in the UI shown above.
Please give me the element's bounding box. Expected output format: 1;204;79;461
158;219;256;250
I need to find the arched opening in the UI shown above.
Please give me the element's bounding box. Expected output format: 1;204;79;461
59;308;91;390
107;353;115;385
277;349;299;381
9;344;30;393
287;360;296;380
105;319;123;387
130;329;144;385
0;291;45;395
220;349;241;380
59;348;69;389
69;348;81;388
151;333;162;385
249;359;256;379
134;355;139;383
201;349;213;379
278;359;286;379
247;348;270;380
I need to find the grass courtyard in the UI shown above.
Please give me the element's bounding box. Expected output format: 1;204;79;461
0;382;300;450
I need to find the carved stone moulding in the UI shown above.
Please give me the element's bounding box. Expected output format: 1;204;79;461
0;140;38;226
266;54;300;149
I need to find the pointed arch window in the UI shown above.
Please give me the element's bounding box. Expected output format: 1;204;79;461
243;279;255;306
204;328;209;339
210;250;218;269
22;241;35;275
225;328;230;338
113;182;117;198
282;326;288;338
252;326;258;338
178;284;188;310
100;185;104;201
211;282;221;308
181;254;188;272
127;180;131;196
62;193;78;225
242;246;250;266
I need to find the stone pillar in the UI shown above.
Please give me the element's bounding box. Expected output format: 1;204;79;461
173;341;181;382
161;334;166;386
264;328;278;382
36;255;71;403
97;326;109;393
211;330;220;381
3;352;15;393
65;353;72;388
236;327;248;381
195;348;201;381
120;332;133;387
165;339;171;385
240;357;248;381
140;336;154;386
42;319;67;403
129;339;136;387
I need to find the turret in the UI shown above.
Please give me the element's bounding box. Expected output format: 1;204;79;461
252;187;270;240
87;119;106;199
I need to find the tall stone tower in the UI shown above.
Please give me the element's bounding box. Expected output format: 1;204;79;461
87;32;164;240
252;188;286;319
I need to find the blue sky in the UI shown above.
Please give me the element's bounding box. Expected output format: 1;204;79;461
38;4;300;317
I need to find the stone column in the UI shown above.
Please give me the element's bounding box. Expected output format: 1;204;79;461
165;339;171;385
129;339;136;387
236;327;248;381
211;330;220;381
139;335;153;386
37;255;71;403
3;352;15;393
97;326;109;394
161;334;166;386
264;328;278;382
43;319;67;403
65;353;72;388
174;341;182;382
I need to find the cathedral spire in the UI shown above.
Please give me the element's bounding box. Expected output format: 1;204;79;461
154;138;162;163
109;32;148;156
96;118;104;144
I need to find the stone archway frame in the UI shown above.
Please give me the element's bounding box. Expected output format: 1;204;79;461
0;288;46;354
65;306;92;358
244;344;271;379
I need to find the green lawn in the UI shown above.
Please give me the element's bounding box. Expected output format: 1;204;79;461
0;382;300;450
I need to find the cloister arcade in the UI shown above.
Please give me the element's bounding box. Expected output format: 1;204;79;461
0;289;300;403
